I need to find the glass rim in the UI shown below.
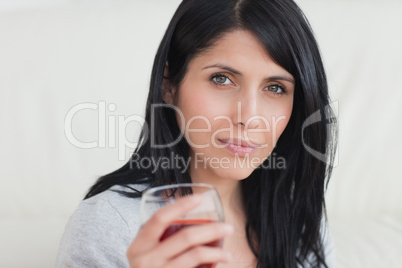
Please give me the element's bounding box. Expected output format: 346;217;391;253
143;183;217;199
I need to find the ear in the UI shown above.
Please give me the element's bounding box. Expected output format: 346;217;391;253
162;62;176;105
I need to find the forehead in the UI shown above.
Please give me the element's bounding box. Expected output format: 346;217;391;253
215;30;269;54
194;30;270;61
188;29;292;78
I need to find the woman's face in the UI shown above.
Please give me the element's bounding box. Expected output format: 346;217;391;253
166;30;295;181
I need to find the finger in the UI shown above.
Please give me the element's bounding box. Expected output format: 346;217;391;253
164;246;232;268
154;222;233;261
128;194;202;256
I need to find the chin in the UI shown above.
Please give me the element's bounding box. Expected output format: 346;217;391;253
213;167;256;181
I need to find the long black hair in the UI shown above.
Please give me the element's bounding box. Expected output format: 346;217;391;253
85;0;337;267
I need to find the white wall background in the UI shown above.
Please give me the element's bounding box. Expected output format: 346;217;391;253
1;0;401;267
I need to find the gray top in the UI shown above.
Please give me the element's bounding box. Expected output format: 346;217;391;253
56;184;336;267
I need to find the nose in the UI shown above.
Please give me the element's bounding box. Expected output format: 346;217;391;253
232;90;263;130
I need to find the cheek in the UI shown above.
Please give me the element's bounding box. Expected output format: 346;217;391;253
263;100;293;144
175;89;221;144
274;108;292;135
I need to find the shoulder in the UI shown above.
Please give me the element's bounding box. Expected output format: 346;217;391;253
56;184;149;267
320;218;336;267
74;183;148;235
299;218;337;268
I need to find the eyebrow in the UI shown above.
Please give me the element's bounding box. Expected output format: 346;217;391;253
202;64;295;84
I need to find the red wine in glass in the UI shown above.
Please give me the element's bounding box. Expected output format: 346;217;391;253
160;218;223;268
141;184;225;268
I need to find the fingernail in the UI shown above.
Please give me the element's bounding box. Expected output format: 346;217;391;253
189;194;202;203
223;224;234;234
225;252;233;262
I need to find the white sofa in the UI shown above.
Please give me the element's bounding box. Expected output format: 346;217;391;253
1;0;401;267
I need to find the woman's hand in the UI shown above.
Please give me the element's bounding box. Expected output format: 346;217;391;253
127;194;234;268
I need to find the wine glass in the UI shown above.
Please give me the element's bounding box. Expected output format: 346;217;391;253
140;183;224;268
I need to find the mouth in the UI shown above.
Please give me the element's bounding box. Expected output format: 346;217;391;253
217;138;260;156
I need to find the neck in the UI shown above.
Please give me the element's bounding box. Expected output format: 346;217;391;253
189;162;246;221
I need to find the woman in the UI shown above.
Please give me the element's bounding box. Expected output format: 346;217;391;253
57;0;337;267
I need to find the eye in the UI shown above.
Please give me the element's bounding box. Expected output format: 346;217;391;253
265;84;286;95
210;74;232;86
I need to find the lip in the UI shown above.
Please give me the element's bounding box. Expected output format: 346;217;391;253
218;138;260;156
